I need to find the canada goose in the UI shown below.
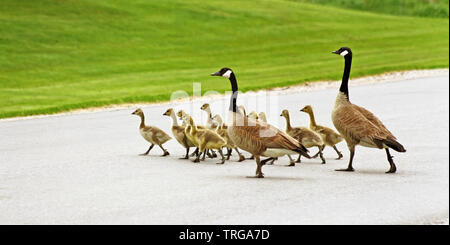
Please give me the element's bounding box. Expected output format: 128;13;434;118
281;109;326;164
211;68;310;178
163;108;195;159
200;103;220;129
213;114;246;162
300;105;344;159
331;47;406;173
186;116;226;164
132;108;171;156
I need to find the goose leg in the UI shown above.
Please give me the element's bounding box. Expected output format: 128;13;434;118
210;149;217;158
217;148;225;164
140;144;154;155
261;157;274;165
333;145;343;160
180;147;190;159
311;151;320;158
190;147;199;157
287;155;295;166
226;148;232;160
255;156;264;178
336;146;355;171
385;148;397;174
158;144;170;156
319;145;326;164
234;148;246;162
201;149;207;161
296;154;301;163
247;155;255;160
193;149;204;163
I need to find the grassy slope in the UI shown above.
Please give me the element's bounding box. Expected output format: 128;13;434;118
0;0;448;118
296;0;449;18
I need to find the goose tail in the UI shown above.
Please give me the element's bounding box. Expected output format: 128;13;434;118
294;144;312;159
383;138;406;153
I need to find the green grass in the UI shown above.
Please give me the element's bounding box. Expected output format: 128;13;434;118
0;0;448;118
296;0;449;18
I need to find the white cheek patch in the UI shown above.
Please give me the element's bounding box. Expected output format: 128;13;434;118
340;50;349;56
222;70;232;78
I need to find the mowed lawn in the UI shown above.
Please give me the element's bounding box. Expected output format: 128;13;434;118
0;0;448;118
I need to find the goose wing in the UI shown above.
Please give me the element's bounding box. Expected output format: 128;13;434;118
230;117;308;156
334;105;389;148
352;104;395;139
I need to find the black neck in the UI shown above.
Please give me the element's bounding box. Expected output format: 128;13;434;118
229;73;238;112
339;55;352;100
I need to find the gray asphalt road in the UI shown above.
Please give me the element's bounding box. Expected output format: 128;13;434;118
0;75;448;224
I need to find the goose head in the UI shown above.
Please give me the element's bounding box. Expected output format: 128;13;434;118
200;103;210;111
332;47;352;57
300;105;313;114
210;67;233;78
280;109;289;118
131;108;144;116
163;108;174;116
258;112;267;122
248;111;258;120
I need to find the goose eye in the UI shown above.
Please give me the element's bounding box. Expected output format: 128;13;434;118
222;70;232;78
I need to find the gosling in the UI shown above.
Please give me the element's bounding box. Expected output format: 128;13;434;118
300;105;344;159
281;109;326;165
132;108;171;156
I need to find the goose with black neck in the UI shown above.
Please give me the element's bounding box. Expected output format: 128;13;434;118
331;47;406;173
210;68;311;178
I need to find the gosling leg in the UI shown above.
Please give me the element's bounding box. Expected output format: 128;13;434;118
190;147;199;157
287;155;295;166
217;148;225;164
158;144;169;156
226;148;232;160
319;145;326;164
180;147;190;159
333;145;343;160
234;148;245;162
385;148;397;174
140;144;154;156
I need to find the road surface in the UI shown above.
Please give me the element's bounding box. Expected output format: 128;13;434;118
0;75;448;224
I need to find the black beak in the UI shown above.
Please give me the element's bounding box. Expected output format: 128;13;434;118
332;50;340;54
210;71;221;76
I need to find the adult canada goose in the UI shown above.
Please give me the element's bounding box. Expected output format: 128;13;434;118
213;114;246;162
281;109;326;164
331;47;406;173
132;108;171;156
211;68;310;178
300;105;344;159
200;103;220;129
186;116;226;164
163;108;195;159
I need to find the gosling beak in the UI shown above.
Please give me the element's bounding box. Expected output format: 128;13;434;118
210;71;221;76
300;109;304;112
131;112;135;115
280;114;282;117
